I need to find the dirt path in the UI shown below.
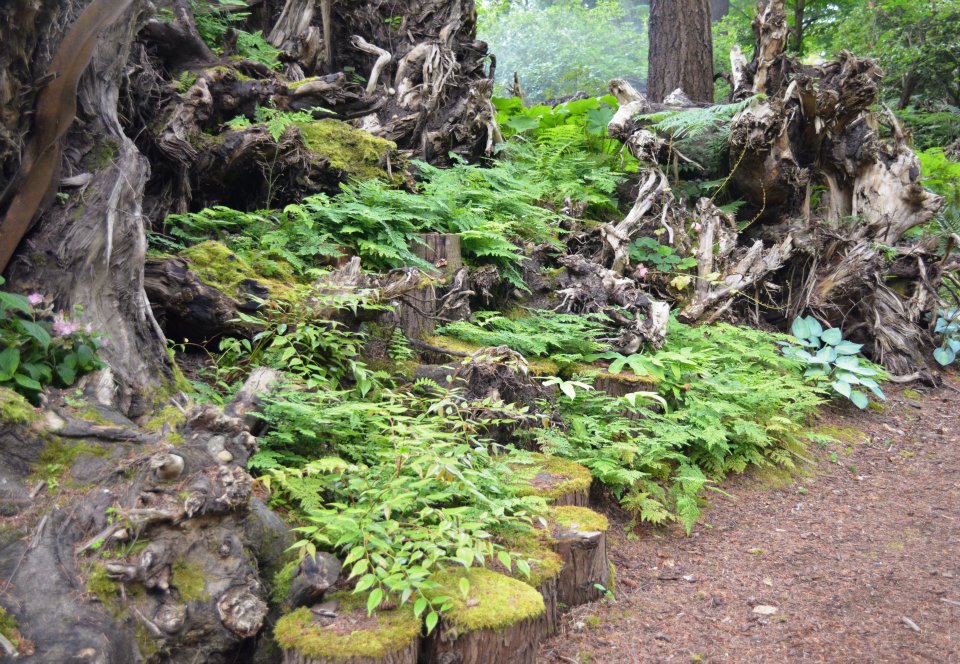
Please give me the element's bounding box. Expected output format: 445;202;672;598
540;378;960;663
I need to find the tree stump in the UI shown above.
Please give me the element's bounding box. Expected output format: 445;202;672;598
511;453;592;506
411;233;463;279
495;528;565;637
549;506;612;608
421;568;546;664
274;596;420;664
396;282;437;340
590;369;660;399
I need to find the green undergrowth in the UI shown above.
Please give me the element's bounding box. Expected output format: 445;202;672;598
521;319;825;534
275;595;420;659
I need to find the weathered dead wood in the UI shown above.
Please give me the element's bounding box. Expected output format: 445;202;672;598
411;232;463;278
555;254;670;351
422;614;545;664
144;256;242;342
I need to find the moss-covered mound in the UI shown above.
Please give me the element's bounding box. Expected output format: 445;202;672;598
509;453;593;503
179;240;293;300
425;568;544;633
421;335;562;376
296;119;397;182
549;506;609;533
0;387;39;425
274;594;420;660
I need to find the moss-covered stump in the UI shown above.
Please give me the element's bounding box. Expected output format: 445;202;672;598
496;528;565;637
548;506;611;608
421;568;546;664
410;233;463;278
275;595;420;664
510;453;592;506
587;368;660;399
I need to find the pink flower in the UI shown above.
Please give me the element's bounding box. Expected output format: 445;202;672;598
27;293;43;306
52;313;79;337
635;264;649;279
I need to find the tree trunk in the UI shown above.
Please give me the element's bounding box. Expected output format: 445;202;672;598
791;0;806;54
711;0;730;21
1;0;171;416
648;0;714;103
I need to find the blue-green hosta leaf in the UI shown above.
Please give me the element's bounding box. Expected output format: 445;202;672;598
849;390;869;409
806;317;824;339
834;356;878;375
815;346;838;363
791;317;811;341
834;340;863;355
821;328;843;346
934;347;956;366
832;380;852;399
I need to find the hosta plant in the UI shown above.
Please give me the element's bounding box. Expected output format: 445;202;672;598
932;308;960;366
780;316;885;409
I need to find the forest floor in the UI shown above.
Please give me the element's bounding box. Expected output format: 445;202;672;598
540;376;960;663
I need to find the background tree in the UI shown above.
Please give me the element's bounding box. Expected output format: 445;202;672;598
647;0;714;102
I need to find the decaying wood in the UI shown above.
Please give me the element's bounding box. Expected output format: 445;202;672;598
555;254;670;351
421;614;546;664
144;257;243;342
552;518;611;608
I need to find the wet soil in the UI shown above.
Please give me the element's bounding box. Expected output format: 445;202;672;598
540;378;960;663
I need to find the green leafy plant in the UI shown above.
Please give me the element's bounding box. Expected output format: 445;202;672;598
780;316;886;409
0;278;104;403
192;0;281;69
932;308;960;366
628;236;698;274
255;380;542;629
527;320;823;534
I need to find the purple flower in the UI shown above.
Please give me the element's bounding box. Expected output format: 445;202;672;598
27;293;43;306
52;313;79;337
635;264;649;279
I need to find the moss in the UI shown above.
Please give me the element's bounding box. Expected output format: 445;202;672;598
144;405;186;433
286;76;319;91
73;407;115;426
274;594;420;660
608;563;616;596
901;388;923;402
422;336;562;376
296;119;397;181
496;527;564;588
0;388;39;425
136;623;160;659
814;424;868;445
38;439;109;468
86;563;123;617
549;506;609;533
271;559;298;605
0;607;20;650
171;560;209;602
426;568;544;632
180;241;263;299
84;138;120;170
510;453;593;503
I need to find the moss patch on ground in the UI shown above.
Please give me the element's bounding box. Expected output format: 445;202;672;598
144;405;186;434
296;119;397;181
549;506;609;533
172;560;209;602
86;563;123;617
510;453;593;503
0;388;39;425
813;424;868;446
274;594;420;660
425;568;544;632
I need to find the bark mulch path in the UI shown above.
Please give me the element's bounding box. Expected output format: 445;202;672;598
540;378;960;663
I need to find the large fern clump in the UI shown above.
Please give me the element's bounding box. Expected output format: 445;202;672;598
436;310;610;363
525;319;824;534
